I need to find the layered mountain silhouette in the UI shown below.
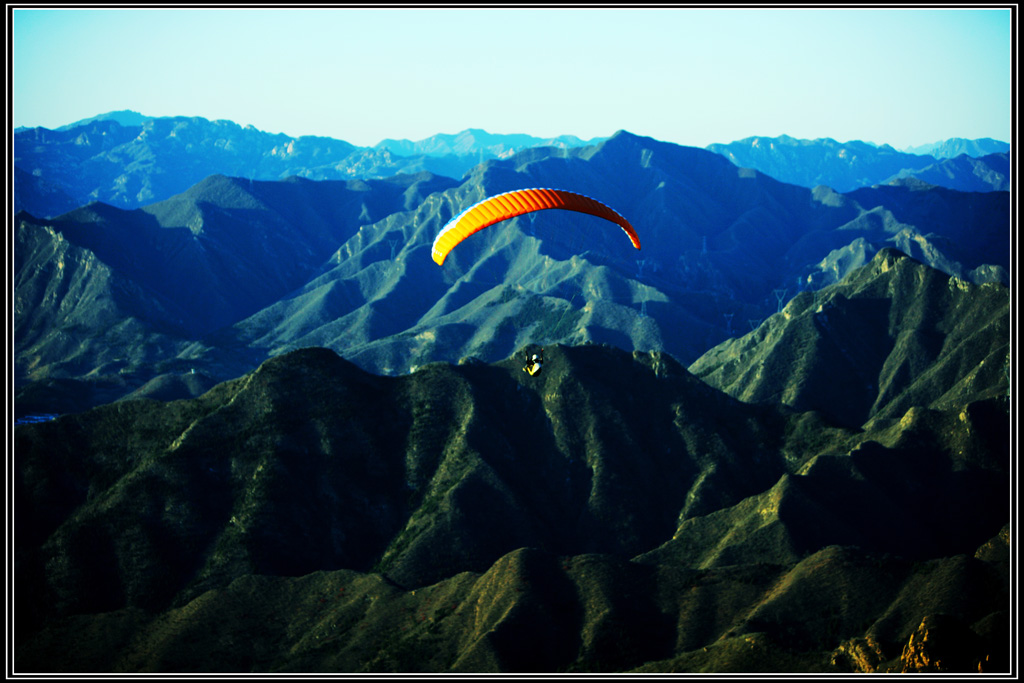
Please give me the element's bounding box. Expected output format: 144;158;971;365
374;127;605;158
13;114;604;218
15;131;1009;419
12;117;1012;672
14;171;458;415
692;249;1010;429
886;152;1010;193
15;112;1008;218
706;135;1010;193
15;251;1010;672
903;137;1010;158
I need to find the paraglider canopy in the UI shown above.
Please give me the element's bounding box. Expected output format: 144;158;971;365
431;188;640;266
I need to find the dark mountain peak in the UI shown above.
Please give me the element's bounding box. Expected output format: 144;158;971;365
591;129;739;174
884;176;939;191
179;172;280;204
607;128;644;141
600;129;682;152
251;345;371;385
691;251;1009;428
56;199;135;224
56;109;150;131
186;172;243;191
870;246;913;268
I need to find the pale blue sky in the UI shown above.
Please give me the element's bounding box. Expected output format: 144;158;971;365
11;6;1014;149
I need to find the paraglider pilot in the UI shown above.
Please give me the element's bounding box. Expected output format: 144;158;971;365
524;349;544;376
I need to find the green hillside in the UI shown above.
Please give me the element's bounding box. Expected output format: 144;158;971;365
15;297;1010;672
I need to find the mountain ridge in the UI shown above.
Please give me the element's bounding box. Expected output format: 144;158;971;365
374;127;607;157
14;302;1010;672
705;135;1010;193
15;112;1009;219
12;114;1012;674
690;248;1010;428
14;131;1009;418
902;137;1010;158
14;114;606;218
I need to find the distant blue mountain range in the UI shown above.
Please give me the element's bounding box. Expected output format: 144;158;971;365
14;110;1009;220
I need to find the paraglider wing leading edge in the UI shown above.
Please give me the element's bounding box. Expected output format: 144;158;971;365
431;188;640;265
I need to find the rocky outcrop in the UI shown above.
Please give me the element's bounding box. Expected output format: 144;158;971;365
900;614;986;673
